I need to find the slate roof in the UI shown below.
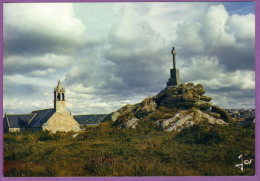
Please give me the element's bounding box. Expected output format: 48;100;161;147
29;108;55;127
4;108;55;129
5;113;37;128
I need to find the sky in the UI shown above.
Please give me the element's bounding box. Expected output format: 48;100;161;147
3;2;255;115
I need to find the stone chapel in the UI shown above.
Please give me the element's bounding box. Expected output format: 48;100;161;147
3;80;81;133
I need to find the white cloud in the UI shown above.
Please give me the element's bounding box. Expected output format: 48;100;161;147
3;97;53;114
4;3;86;44
175;3;255;72
146;2;209;41
4;74;50;87
3;98;18;111
182;56;254;91
201;4;235;47
176;23;205;53
69;84;96;94
30;68;57;77
228;13;255;41
226;70;255;90
107;4;168;56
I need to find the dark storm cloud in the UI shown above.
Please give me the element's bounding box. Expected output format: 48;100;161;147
208;88;255;108
104;52;169;89
4;82;40;97
65;47;170;100
4;54;74;76
4;28;81;57
98;21;171;93
65;11;172;98
205;84;254;95
176;43;255;73
210;45;255;71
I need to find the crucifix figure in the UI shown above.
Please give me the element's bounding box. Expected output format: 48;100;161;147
171;47;177;69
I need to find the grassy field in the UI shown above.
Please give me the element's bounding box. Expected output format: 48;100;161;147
3;121;255;176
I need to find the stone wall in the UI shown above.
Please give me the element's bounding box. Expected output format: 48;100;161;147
42;111;81;133
55;101;66;113
9;128;21;132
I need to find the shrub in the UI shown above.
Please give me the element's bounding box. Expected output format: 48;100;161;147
38;131;53;141
176;123;225;144
84;155;116;176
3;120;255;176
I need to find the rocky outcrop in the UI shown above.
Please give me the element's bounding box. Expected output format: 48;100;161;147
133;98;157;118
211;105;234;123
122;118;139;129
210;113;221;119
102;104;133;122
156;109;227;132
102;83;233;131
104;98;157;129
153;83;212;110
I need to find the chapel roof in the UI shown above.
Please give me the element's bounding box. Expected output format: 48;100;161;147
5;113;37;128
29;108;55;127
4;108;56;129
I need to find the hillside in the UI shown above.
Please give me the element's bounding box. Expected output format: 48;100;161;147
4;121;255;176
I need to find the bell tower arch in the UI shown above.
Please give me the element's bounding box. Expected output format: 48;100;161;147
54;79;66;112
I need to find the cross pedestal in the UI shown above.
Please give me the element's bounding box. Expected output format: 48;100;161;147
167;69;181;86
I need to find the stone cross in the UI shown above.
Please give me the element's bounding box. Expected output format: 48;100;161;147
171;47;177;69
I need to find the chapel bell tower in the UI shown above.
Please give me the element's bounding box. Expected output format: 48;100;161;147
54;79;66;113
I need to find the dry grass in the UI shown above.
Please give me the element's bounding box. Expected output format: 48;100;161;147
4;122;255;177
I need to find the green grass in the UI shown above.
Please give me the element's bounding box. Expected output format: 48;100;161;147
3;122;255;176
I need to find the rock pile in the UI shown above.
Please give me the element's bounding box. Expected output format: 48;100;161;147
102;83;233;131
154;83;212;110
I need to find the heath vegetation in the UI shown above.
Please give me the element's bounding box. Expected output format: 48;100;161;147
4;121;254;176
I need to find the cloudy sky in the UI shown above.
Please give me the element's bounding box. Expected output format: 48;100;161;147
3;2;255;115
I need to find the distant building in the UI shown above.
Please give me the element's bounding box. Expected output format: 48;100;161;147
225;108;255;121
3;80;81;133
239;117;255;126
